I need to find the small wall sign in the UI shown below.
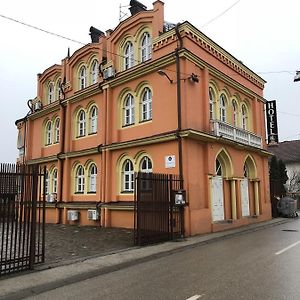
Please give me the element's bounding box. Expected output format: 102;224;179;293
165;155;176;168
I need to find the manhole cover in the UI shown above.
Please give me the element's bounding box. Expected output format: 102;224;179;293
282;229;298;232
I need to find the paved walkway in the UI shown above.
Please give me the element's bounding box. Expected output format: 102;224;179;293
0;218;292;300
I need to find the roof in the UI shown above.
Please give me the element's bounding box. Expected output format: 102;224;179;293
268;140;300;163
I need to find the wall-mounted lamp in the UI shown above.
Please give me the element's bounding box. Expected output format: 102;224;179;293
189;73;199;83
157;70;173;83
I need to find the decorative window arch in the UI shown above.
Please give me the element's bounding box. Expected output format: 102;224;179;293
91;60;99;84
241;104;248;130
215;149;233;178
124;41;134;70
141;32;151;62
140;156;152;173
209;87;215;120
79;66;87;90
232;99;238;127
54;118;60;143
52;169;58;193
47;82;54;104
219;94;227;122
89;106;98;134
45;121;52;145
75;165;85;193
141;88;152;121
88;163;97;193
123;94;135;126
122;159;134;192
77;110;86;137
244;156;257;179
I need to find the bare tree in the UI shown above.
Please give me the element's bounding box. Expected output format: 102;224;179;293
286;170;300;193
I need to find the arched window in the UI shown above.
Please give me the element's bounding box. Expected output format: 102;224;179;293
55;79;62;101
122;159;134;192
48;83;54;104
124;94;135;126
141;32;151;62
219;94;227;122
46;121;52;145
244;164;249;178
124;42;134;70
77;110;86;137
140;156;152;173
209;87;215;120
79;66;87;90
91;60;98;84
89;106;98;134
88;164;97;193
241;104;248;130
141;88;152;121
76;165;85;193
52;169;58;193
54;118;60;143
232;100;238;127
216;158;222;176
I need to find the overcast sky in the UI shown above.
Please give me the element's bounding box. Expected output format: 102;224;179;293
1;0;300;163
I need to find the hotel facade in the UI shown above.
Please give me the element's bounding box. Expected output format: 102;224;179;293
16;0;272;236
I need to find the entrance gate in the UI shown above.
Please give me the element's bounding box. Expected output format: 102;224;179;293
0;163;45;276
134;172;184;246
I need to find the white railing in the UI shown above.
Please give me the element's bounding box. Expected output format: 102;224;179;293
212;120;262;148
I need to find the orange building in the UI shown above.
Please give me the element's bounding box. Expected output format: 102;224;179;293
16;0;271;236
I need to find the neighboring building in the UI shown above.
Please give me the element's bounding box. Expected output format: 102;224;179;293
268;140;300;193
16;0;272;235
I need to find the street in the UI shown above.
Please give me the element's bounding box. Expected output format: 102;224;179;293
27;218;300;300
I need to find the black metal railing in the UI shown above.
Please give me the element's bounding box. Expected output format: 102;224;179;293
134;172;184;246
0;163;45;276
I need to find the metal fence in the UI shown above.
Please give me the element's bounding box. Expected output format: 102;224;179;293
134;172;184;246
0;163;45;276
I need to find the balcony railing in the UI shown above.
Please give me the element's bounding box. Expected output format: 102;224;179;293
212;120;262;148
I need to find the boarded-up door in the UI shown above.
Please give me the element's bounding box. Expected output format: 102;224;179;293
241;178;250;216
211;176;225;221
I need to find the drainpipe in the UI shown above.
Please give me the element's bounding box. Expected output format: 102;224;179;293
175;24;183;188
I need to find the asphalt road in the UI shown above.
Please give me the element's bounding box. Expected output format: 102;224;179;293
27;218;300;300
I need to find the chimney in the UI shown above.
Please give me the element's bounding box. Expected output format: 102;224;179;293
129;0;147;16
89;26;105;43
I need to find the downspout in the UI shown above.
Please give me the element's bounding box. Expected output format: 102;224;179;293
175;24;183;188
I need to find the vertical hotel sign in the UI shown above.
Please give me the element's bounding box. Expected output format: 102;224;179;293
266;100;279;144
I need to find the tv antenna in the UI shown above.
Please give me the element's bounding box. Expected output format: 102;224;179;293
119;4;130;22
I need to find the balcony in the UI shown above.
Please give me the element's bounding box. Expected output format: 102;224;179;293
212;120;262;149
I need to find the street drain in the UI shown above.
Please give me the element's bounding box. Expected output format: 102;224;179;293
282;229;298;232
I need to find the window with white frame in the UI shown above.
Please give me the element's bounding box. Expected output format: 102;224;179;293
216;158;222;176
141;88;152;121
219;94;227;122
89;106;98;134
140;156;152;173
88;164;97;193
124;94;135;126
241;104;248;130
91;60;99;84
46;121;52;145
209;87;215;120
77;110;86;137
122;159;134;192
48;83;54;104
124;42;134;70
56;79;62;101
232;100;238;127
54;118;60;143
75;165;85;193
79;66;87;90
141;32;151;62
45;170;50;194
52;169;58;193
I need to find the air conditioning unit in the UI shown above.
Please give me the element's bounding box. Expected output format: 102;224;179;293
46;193;57;203
87;209;99;221
67;210;79;221
34;101;42;111
103;66;115;80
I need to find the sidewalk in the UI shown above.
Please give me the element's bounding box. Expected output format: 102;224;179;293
0;218;291;300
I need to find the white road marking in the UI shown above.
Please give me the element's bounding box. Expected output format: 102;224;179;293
186;294;205;300
275;241;300;255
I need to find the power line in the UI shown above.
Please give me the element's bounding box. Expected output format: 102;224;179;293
201;0;241;28
0;13;85;45
278;111;300;117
